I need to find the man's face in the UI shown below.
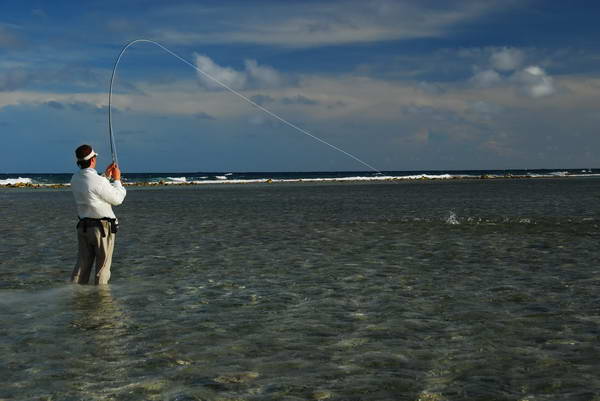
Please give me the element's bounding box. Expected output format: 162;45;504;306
90;156;97;168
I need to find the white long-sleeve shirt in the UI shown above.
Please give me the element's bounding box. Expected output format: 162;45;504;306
71;168;127;219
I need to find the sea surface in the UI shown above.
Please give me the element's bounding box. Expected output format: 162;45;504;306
1;177;600;400
1;168;599;186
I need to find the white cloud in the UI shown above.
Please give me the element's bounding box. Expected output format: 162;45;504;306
468;47;556;98
194;54;284;91
194;54;247;90
525;66;544;75
513;65;555;98
244;60;282;88
471;69;502;87
490;47;524;71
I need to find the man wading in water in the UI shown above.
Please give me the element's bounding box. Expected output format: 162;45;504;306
70;144;126;284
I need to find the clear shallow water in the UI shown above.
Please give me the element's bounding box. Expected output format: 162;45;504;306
1;179;600;400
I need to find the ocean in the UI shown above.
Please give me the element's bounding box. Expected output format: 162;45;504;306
1;175;600;400
1;168;599;187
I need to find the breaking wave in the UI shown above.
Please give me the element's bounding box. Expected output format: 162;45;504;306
0;177;33;186
2;169;600;187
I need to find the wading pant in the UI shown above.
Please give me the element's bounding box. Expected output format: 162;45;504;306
71;221;115;285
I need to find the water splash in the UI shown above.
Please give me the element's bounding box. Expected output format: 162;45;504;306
445;211;460;225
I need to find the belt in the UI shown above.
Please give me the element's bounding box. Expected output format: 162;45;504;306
77;217;119;237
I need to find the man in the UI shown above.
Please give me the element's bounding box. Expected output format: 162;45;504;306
70;144;126;285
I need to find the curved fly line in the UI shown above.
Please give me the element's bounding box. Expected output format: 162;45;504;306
108;39;381;173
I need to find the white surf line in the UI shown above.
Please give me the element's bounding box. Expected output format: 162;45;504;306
108;39;382;174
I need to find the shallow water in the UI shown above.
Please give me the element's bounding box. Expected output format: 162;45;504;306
1;179;600;400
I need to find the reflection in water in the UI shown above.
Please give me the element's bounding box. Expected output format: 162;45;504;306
70;286;126;331
67;286;131;398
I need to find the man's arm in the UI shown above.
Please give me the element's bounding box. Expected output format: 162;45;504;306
97;165;126;206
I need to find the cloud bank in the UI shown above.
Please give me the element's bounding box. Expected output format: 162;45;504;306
152;1;512;48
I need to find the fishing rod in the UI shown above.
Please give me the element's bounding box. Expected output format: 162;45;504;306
107;39;382;174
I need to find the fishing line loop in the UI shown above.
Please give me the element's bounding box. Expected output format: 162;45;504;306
108;39;381;174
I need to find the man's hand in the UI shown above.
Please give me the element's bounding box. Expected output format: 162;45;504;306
112;165;121;181
104;163;122;181
104;163;115;177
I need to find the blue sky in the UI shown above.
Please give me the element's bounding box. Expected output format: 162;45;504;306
2;0;600;172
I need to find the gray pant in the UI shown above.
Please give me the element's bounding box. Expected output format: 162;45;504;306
71;221;116;285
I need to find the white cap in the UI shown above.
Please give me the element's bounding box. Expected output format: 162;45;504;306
77;149;98;161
